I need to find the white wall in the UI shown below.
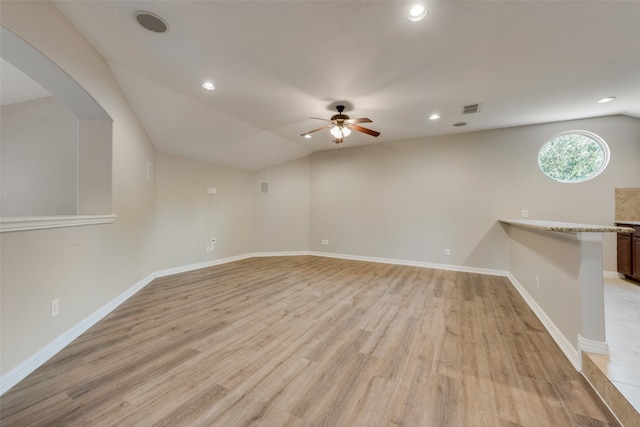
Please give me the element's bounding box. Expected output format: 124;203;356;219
309;115;640;271
1;96;78;216
0;1;156;375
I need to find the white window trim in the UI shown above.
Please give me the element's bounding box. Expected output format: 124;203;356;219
538;130;610;183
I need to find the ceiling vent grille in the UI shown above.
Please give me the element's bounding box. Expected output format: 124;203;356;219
463;104;480;114
135;11;168;33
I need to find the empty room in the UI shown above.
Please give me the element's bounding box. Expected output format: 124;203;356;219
1;1;639;426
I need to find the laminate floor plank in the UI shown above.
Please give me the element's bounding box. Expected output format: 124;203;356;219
0;256;620;426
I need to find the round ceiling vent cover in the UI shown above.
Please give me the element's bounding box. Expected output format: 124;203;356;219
135;11;168;33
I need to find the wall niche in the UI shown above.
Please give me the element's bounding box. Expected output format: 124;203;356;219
1;27;114;232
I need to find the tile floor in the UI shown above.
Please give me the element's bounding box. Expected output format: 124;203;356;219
587;276;640;425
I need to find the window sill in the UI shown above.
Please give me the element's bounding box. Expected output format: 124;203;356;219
0;215;117;233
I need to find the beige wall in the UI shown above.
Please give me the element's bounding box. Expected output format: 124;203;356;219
309;115;640;271
154;153;255;270
506;226;582;349
1;96;78;216
252;157;310;253
1;1;157;375
2;0;639;384
153;154;311;269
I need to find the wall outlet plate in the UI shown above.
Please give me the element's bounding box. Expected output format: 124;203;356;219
51;299;59;317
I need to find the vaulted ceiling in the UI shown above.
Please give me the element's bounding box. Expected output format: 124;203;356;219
48;1;640;170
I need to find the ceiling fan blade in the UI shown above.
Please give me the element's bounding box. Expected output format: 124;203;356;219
300;125;330;136
350;124;380;137
346;117;373;124
309;117;333;122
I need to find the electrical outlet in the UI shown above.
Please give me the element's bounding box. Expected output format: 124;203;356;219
445;248;451;256
321;239;329;246
207;187;217;194
51;299;59;317
206;245;211;253
521;209;529;218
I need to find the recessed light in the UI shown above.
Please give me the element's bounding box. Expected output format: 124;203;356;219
303;134;311;139
429;113;440;120
202;81;215;91
407;5;427;22
596;96;616;104
452;122;467;127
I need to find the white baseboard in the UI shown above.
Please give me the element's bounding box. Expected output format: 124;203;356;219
1;251;590;395
0;253;259;395
252;251;311;258
506;273;581;370
603;270;624;279
0;272;155;395
308;251;509;277
154;254;255;278
578;334;609;356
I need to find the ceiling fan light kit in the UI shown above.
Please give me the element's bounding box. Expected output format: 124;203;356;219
301;104;380;147
330;126;351;139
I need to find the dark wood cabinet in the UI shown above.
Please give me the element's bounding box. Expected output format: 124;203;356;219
617;223;640;282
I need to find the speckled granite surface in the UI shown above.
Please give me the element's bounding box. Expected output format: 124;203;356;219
499;219;635;234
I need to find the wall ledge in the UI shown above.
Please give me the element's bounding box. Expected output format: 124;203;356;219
0;215;116;233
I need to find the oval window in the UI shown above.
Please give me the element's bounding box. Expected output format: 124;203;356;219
538;130;610;183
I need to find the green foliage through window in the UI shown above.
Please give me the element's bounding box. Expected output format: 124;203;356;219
538;131;609;183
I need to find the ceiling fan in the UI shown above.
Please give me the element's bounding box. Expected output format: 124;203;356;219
301;105;380;146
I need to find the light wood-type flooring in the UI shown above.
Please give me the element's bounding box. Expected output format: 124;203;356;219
0;256;619;426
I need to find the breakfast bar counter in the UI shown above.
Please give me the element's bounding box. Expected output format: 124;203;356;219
499;219;629;370
498;219;634;234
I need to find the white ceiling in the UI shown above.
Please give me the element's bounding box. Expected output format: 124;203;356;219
49;1;640;171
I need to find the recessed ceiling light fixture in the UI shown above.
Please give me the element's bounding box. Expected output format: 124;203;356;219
429;113;440;120
134;11;168;33
201;81;215;91
303;134;312;139
596;96;616;104
407;5;427;22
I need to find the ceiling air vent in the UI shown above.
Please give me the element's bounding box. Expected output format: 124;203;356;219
463;104;480;114
135;11;169;33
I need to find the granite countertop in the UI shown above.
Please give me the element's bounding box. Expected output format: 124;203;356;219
499;219;635;234
616;220;640;226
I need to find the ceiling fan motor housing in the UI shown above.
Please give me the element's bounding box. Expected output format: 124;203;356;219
331;114;350;123
331;105;349;124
